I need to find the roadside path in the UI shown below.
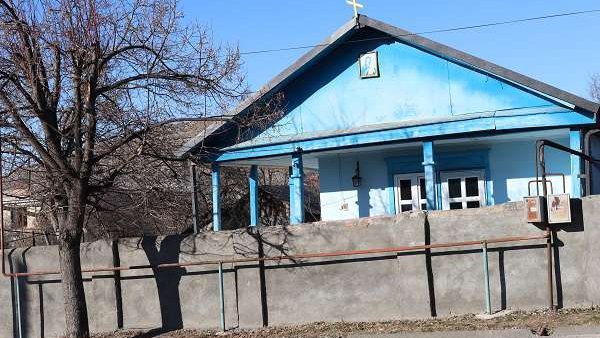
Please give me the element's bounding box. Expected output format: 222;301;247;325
349;326;600;338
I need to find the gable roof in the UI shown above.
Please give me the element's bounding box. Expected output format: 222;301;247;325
177;15;600;158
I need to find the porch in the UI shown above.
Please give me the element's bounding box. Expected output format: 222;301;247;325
208;128;585;229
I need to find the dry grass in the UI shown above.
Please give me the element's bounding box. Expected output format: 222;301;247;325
92;307;600;338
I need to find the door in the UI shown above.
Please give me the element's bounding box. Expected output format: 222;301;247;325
393;173;427;213
440;169;486;210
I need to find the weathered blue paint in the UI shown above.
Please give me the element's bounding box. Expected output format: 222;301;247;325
290;153;305;224
570;129;583;198
386;173;396;215
246;28;572;145
212;163;222;231
422;141;437;210
249;165;259;227
216;111;593;163
488;137;571;200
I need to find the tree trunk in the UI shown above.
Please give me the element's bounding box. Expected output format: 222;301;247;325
59;233;90;338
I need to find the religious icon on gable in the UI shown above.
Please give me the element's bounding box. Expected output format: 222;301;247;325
358;51;379;78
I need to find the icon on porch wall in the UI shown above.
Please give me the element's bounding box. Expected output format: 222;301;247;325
358;51;379;78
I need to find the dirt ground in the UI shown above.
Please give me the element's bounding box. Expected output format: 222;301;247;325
91;307;600;338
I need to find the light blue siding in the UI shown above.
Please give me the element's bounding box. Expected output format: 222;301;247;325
318;135;572;221
252;29;565;144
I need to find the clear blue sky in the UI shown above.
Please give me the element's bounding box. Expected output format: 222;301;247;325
181;0;600;99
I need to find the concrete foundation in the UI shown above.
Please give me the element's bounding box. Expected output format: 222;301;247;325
2;196;600;337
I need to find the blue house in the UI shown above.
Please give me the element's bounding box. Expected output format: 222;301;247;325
178;15;600;229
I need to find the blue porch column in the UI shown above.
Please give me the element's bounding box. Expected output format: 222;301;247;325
290;152;305;224
249;165;259;227
570;129;583;198
422;141;437;210
212;163;222;231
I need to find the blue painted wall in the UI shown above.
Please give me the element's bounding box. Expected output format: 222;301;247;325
318;135;572;221
252;28;564;144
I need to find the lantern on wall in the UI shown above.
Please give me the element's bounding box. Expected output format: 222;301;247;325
352;161;362;187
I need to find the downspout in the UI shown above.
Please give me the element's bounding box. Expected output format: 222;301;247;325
537;141;555;312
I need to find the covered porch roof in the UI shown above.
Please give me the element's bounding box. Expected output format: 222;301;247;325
219;128;571;169
212;104;593;164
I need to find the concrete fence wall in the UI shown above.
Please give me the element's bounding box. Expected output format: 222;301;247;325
2;196;600;338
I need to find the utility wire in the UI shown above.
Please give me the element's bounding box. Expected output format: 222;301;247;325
240;9;600;56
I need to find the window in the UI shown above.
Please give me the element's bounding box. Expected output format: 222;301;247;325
440;170;486;210
10;207;28;228
393;174;428;213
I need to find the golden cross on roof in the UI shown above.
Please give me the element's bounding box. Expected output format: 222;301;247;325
346;0;364;18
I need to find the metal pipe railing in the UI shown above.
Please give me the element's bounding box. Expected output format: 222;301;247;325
535;138;600;312
2;231;550;278
482;241;492;315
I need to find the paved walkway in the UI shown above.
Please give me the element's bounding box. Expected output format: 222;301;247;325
349;326;600;338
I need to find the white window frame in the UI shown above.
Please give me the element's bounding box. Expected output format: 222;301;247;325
440;169;486;210
393;173;427;213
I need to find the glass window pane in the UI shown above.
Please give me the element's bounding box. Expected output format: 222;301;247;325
467;201;480;208
400;179;412;200
448;178;461;198
465;177;479;197
421;203;427;211
419;178;426;199
401;204;412;212
450;202;463;210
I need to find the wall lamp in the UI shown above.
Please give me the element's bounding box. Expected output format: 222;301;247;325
352;161;362;187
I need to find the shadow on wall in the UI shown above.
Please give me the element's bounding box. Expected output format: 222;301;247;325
8;248;33;338
140;235;186;333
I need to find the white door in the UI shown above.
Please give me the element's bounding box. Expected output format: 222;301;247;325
440;170;486;210
393;173;428;213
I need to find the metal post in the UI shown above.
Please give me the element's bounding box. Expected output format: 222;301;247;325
290;152;304;224
482;241;492;315
422;141;437;210
249;165;259;227
538;142;555;312
218;262;225;331
14;275;23;338
212;163;221;232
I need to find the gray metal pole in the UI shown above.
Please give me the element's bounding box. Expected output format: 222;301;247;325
482;241;492;315
218;262;225;331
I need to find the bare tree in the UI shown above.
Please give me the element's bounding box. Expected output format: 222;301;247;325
0;0;250;336
591;74;600;103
